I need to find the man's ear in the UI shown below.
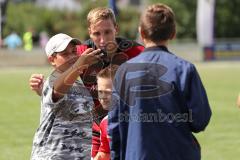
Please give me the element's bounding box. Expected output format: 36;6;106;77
88;27;92;37
115;24;119;35
170;30;176;40
48;56;56;66
138;26;145;40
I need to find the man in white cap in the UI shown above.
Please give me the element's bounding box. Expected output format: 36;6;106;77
31;33;101;160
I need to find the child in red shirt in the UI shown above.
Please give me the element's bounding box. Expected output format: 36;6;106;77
94;65;118;160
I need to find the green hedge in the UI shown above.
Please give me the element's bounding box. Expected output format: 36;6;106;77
3;1;140;41
4;0;239;41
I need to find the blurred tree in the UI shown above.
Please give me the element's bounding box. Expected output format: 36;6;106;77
76;0;108;40
3;0;240;42
4;2;84;40
149;0;197;39
0;0;9;40
149;0;240;39
215;0;240;38
118;6;140;40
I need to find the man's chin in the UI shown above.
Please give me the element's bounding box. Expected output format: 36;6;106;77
99;46;105;50
102;105;110;111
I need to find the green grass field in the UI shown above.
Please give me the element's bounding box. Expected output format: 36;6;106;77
0;62;240;160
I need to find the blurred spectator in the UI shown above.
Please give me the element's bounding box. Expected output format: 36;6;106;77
23;29;33;51
3;32;22;49
39;31;49;49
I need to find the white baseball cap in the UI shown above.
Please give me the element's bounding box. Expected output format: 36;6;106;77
45;33;81;57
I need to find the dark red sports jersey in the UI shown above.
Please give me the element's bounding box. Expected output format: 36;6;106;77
76;37;144;157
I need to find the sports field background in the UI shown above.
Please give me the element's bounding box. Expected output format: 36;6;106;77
0;57;240;159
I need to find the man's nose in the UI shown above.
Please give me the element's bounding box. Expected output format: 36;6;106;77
99;92;108;99
100;35;106;43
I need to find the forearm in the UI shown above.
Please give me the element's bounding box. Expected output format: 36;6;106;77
53;57;88;99
36;87;43;96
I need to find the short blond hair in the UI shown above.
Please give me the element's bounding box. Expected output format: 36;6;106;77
87;7;117;27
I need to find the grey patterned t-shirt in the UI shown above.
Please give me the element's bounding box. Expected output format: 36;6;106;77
31;73;94;160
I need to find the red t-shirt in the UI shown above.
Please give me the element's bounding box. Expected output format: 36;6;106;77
98;116;110;153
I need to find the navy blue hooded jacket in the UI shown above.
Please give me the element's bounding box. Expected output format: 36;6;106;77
108;46;212;160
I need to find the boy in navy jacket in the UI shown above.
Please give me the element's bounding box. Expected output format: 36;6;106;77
108;3;212;160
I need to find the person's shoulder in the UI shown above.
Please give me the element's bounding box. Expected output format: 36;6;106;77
116;37;144;58
42;70;57;91
77;39;93;47
76;39;95;55
173;53;194;66
116;37;144;47
167;52;197;74
83;39;94;46
100;116;108;129
40;75;53;98
100;115;108;123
